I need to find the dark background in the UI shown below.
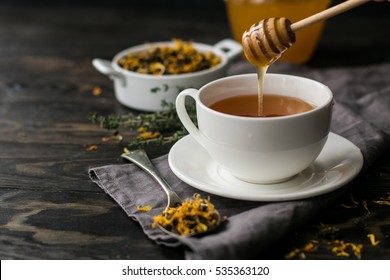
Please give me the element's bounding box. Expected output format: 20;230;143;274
1;0;389;67
0;0;387;12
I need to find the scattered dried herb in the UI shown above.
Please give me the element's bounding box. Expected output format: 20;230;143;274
372;193;390;206
340;193;359;209
285;241;319;260
318;223;340;240
88;100;196;148
284;190;390;260
362;200;370;214
328;240;363;259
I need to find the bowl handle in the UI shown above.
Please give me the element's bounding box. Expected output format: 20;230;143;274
92;58;126;86
213;39;242;61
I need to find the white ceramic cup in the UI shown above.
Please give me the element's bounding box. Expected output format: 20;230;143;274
176;73;333;184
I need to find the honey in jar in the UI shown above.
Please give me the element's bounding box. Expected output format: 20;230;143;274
225;0;331;64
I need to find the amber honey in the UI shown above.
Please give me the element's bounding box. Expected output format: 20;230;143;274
225;0;331;64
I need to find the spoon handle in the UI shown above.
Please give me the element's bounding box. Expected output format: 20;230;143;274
121;150;182;207
291;0;370;32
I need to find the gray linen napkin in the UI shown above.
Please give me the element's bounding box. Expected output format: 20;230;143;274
89;62;390;259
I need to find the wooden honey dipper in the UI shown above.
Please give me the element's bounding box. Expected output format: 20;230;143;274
242;0;371;66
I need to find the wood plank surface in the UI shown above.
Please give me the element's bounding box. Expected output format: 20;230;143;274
0;2;389;260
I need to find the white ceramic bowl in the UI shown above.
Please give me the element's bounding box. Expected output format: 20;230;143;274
92;39;242;112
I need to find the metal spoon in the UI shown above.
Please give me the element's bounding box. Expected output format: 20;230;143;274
242;0;370;66
121;149;221;237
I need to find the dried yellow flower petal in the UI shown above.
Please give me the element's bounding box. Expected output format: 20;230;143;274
303;241;318;252
372;200;390;205
86;145;98;151
373;194;390;206
373;195;390;206
149;62;165;75
101;134;123;142
137;131;160;139
137;205;153;212
367;234;380;246
340;204;357;209
137;127;147;133
285;249;300;260
92;86;102;96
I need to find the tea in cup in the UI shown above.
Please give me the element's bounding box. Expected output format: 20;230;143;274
176;74;333;183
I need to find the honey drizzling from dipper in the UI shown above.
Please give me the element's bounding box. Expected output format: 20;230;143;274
241;0;371;116
242;18;295;67
242;18;295;116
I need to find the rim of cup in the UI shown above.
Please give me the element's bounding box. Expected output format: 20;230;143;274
194;73;334;121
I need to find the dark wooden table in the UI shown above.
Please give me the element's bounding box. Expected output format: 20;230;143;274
1;1;389;260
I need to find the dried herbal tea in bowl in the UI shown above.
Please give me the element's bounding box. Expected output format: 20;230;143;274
117;39;222;75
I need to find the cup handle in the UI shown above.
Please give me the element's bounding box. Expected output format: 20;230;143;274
213;39;242;61
92;58;126;86
176;88;203;144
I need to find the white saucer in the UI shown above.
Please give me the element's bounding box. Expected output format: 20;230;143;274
168;133;364;201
